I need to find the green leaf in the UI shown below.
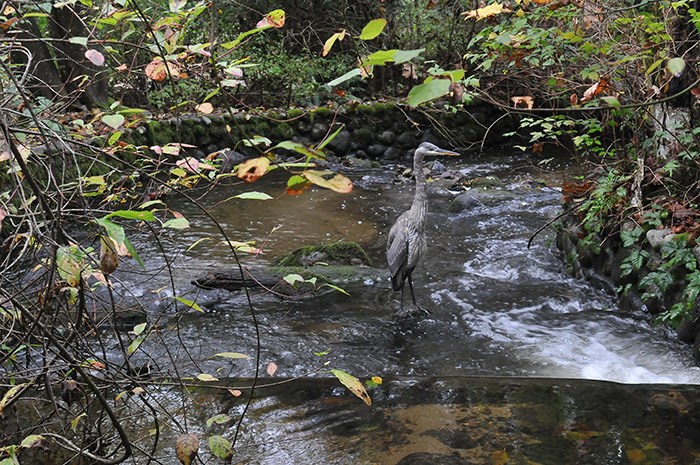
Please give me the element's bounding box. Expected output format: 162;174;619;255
196;373;218;382
56;245;85;287
133;322;147;336
214;352;250;359
440;69;465;81
359;18;387;40
406;78;451;107
327;68;362;87
106;210;156;221
233;192;272;200
139;199;166;210
316;124;345;151
186;237;212;252
22;12;51;18
600;96;621;107
283;273;305;286
96;218;126;244
220;27;264;49
68;37;88;46
123;237;145;268
202;87;221;102
162;217;190;229
393;48;425;64
19;434;44;448
287;175;311;192
116;107;147;116
666;57;686;77
127;336;144;355
208;435;233;460
645;58;665;76
323;283;350;296
107;131;122;146
175;296;203;312
362;49;398;66
206;414;232;428
272;141;325;160
101;114;125;130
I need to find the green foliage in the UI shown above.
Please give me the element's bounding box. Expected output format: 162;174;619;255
244;40;351;106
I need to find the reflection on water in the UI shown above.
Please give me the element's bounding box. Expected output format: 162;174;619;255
175;376;700;465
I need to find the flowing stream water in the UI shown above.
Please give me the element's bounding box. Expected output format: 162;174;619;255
108;149;700;464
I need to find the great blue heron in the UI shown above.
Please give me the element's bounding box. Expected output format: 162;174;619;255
386;142;459;315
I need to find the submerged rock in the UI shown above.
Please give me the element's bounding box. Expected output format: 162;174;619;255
449;188;515;212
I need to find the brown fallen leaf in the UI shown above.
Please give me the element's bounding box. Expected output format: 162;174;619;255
511;96;534;109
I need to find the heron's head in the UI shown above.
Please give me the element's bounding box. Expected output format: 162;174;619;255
415;142;459;158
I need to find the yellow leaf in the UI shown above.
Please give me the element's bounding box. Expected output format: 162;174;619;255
322;30;346;57
463;3;510;20
196;373;218;382
303;170;353;193
256;9;285;29
196;102;214;114
0;383;29;416
331;369;371;406
214;352;250;359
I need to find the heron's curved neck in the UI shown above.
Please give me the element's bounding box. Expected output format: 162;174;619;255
410;150;428;220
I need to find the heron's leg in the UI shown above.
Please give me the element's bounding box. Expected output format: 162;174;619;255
406;275;430;316
407;275;417;306
399;285;405;314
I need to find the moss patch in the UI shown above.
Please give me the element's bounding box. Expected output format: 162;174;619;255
275;241;372;267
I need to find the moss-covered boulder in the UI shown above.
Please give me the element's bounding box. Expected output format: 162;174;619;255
275;241;372;267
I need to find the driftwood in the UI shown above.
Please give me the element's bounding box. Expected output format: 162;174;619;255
192;265;386;299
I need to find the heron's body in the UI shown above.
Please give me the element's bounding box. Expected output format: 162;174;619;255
386;142;458;314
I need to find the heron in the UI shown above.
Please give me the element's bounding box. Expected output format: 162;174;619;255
386;142;459;315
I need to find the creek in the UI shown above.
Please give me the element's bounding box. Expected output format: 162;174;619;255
108;149;700;464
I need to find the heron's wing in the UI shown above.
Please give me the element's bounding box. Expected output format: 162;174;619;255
387;215;410;291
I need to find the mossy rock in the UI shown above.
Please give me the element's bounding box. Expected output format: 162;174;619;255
269;122;295;141
287;108;305;118
275;241;372;267
312;106;333;117
469;176;506;189
145;121;178;146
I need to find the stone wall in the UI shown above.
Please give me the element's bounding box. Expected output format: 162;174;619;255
127;102;513;162
556;216;700;362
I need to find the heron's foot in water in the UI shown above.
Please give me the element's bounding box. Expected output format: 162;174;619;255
397;304;430;318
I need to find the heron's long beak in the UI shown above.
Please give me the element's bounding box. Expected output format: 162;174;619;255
435;149;460;157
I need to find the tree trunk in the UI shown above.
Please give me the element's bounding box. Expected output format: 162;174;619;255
10;18;67;102
48;4;108;107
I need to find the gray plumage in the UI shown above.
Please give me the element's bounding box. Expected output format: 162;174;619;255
386;142;459;314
